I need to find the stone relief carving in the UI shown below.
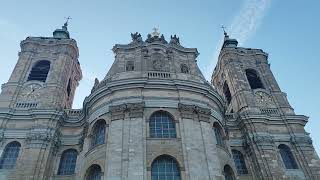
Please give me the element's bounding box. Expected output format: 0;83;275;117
178;103;211;121
151;53;165;71
253;134;274;144
109;102;145;120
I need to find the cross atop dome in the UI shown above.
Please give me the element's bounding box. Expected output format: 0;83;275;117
151;27;160;37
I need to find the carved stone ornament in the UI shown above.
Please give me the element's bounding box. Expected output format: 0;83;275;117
109;104;127;113
152;53;165;71
178;103;195;113
253;134;274;144
130;32;143;43
290;136;312;145
169;34;180;46
127;102;145;111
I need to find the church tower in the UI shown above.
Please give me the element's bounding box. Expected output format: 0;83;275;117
0;22;82;180
212;33;320;179
0;21;82;109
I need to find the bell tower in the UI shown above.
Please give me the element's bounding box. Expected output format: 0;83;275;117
212;32;293;115
0;22;82;109
212;33;320;179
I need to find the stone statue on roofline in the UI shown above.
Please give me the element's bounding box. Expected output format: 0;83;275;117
130;32;143;44
170;34;180;46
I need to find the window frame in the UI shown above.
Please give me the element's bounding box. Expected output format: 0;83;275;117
278;144;299;169
57;149;78;175
90;120;106;148
245;69;264;89
151;155;181;180
0;141;21;169
213;123;225;147
149;111;177;138
85;164;102;180
27;60;51;82
231;149;248;175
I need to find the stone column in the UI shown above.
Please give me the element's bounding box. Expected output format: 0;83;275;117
105;102;145;180
105;104;126;180
197;107;223;179
127;102;145;180
13;129;60;180
178;103;210;180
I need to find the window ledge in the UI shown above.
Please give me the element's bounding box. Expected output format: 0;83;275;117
147;137;181;141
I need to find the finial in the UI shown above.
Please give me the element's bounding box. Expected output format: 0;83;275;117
151;26;160;37
63;16;72;29
221;25;228;36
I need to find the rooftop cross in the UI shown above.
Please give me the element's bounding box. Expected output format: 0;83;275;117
151;27;160;37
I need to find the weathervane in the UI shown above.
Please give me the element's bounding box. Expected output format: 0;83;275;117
64;16;72;26
221;25;228;36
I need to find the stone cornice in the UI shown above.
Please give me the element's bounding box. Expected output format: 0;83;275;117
84;78;225;115
178;103;211;122
109;102;145;120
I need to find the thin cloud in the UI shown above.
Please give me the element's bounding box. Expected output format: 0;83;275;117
204;0;271;80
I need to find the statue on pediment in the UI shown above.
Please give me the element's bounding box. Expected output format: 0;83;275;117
170;34;180;46
130;32;143;43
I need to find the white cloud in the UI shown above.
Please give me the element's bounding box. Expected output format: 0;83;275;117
204;0;271;80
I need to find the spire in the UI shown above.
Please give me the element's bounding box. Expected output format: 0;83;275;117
53;17;71;39
220;25;238;48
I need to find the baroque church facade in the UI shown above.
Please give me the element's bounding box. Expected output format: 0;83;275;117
0;23;319;180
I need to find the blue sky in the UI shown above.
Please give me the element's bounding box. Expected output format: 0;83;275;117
0;0;319;154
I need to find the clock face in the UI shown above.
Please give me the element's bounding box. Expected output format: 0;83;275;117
21;84;43;100
255;91;274;107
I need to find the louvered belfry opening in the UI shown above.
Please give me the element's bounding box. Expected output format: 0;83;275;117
28;60;50;82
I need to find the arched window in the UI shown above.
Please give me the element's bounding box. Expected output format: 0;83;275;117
213;123;224;147
0;141;21;169
151;155;180;180
232;150;248;175
278;144;298;169
223;82;232;104
91;120;106;148
126;61;134;71
149;111;176;138
67;79;72;97
224;165;236;180
58;149;78;175
86;164;102;180
28;60;50;82
245;69;264;89
180;64;189;73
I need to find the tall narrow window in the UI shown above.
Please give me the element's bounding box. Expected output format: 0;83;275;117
224;165;236;180
245;69;264;89
232;150;248;175
86;164;102;180
278;144;298;169
0;141;21;169
91;120;106;148
28;60;50;82
149;111;176;138
151;155;180;180
67;79;72;97
213;123;224;147
58;149;78;175
223;82;232;104
126;61;134;71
